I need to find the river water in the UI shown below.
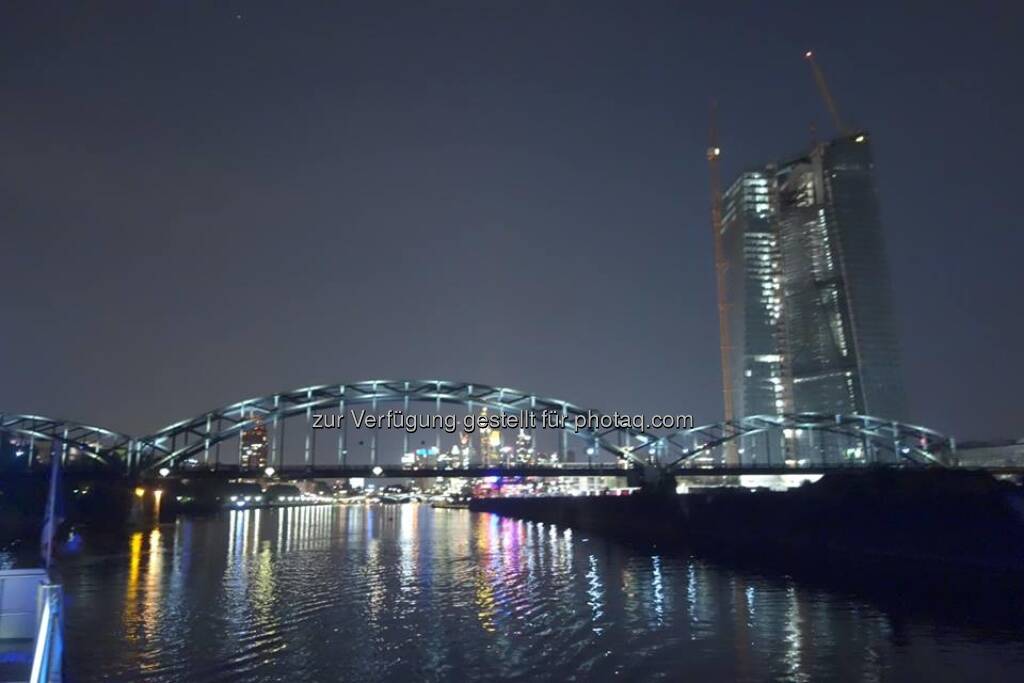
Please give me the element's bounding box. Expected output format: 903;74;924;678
48;504;1024;681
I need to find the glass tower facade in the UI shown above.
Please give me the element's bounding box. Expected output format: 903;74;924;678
721;170;792;420
721;132;907;424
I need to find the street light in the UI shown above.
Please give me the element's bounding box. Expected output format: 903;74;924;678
158;467;171;478
264;466;276;478
372;466;384;476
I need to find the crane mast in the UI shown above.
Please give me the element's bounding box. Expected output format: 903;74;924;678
804;50;848;135
707;100;735;441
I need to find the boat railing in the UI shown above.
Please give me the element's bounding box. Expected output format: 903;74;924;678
29;582;63;683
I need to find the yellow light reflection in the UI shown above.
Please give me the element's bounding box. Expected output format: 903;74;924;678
122;531;144;643
141;528;163;637
473;514;497;633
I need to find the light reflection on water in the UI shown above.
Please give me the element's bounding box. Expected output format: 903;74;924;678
59;505;1024;682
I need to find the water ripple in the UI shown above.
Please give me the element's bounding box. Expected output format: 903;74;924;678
57;505;1024;682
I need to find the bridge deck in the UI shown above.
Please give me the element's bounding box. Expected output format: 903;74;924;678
133;464;1024;480
4;465;1021;482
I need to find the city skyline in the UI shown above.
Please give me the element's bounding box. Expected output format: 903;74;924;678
1;7;1022;682
1;3;1021;441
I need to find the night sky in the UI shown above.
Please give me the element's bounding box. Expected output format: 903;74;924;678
1;2;1021;440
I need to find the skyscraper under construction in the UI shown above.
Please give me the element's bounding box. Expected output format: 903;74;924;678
719;131;907;424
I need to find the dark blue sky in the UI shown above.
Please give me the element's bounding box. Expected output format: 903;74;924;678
1;1;1021;439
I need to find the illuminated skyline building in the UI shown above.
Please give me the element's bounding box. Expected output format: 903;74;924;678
514;429;534;465
239;415;269;470
477;407;501;466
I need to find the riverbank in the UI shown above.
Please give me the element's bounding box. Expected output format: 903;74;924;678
470;469;1024;575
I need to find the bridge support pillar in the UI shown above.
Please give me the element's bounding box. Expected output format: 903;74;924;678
628;465;677;497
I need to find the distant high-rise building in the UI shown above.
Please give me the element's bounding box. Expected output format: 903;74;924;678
457;431;474;467
720;131;907;423
240;416;269;471
514;429;534;465
477;408;501;466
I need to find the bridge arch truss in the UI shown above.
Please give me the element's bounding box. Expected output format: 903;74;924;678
656;413;950;471
0;413;135;471
136;380;662;474
2;383;955;478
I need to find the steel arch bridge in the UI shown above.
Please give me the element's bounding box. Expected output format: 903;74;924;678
0;413;135;471
2;380;956;478
134;380;660;474
133;380;954;475
657;413;949;472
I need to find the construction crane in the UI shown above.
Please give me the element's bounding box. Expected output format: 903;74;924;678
804;50;849;136
707;100;735;444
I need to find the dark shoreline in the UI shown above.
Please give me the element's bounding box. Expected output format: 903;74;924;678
470;469;1024;578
